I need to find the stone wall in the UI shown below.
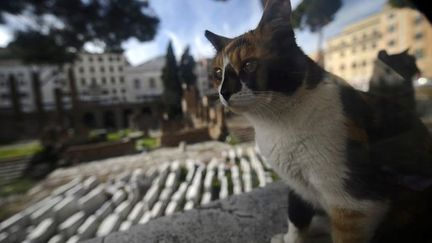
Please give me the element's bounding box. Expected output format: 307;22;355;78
85;182;291;243
0;143;280;243
64;139;136;163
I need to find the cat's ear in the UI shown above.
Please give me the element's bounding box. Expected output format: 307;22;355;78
378;50;388;59
258;0;292;29
205;30;232;52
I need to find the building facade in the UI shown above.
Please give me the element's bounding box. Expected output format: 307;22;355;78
196;58;214;96
0;52;213;113
73;52;129;104
0;58;67;112
125;56;164;103
324;6;432;91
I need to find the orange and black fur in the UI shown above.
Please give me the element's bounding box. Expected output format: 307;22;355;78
204;0;432;243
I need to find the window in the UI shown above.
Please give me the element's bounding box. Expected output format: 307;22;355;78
90;67;95;73
371;43;377;49
352;62;357;69
388;39;396;47
109;66;114;72
134;79;141;89
20;92;28;98
118;67;123;72
98;56;103;62
109;56;113;62
1;93;10;100
89;56;93;62
414;32;424;40
340;51;345;57
340;64;345;71
112;89;117;94
117;56;121;61
415;15;423;25
79;67;84;73
111;77;116;84
415;49;424;59
91;78;97;84
149;78;156;88
100;67;105;72
388;12;395;19
121;89;126;93
388;25;396;33
373;30;380;37
119;77;125;83
352;47;357;54
362;60;367;67
101;77;107;84
81;78;86;85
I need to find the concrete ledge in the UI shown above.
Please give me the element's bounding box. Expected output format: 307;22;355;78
84;182;290;243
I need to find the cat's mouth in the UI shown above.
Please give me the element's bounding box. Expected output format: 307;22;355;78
220;95;256;114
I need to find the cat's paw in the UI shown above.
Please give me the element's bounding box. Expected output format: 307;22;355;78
270;232;304;243
270;233;286;243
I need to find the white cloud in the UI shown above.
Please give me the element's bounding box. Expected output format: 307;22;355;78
193;35;215;59
163;30;186;58
0;26;12;47
123;38;161;66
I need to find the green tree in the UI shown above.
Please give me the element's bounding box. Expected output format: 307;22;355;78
0;0;159;64
179;46;197;88
161;42;183;120
291;0;342;65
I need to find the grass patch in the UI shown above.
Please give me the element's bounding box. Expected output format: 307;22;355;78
0;178;35;198
107;130;128;142
251;170;260;188
0;141;42;160
225;135;241;145
270;171;280;181
136;137;159;150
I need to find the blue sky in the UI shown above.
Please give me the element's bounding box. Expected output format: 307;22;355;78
0;0;387;66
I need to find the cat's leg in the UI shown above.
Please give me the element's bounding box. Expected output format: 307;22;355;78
284;191;316;243
272;190;315;243
329;205;387;243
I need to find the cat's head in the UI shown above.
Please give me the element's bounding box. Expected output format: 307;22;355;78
377;49;420;81
205;0;317;114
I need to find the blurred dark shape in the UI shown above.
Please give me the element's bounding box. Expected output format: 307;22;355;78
161;42;183;121
389;0;431;23
7;74;22;119
0;0;159;64
369;50;420;130
365;50;432;180
179;46;198;88
24;125;68;179
291;0;342;66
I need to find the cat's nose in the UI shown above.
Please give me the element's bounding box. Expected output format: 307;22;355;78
220;86;233;101
220;64;241;101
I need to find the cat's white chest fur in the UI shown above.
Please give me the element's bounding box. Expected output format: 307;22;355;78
246;82;352;209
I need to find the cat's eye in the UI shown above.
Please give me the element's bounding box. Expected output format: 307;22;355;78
243;60;258;73
214;68;223;81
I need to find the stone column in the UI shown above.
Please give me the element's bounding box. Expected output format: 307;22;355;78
8;74;21;119
31;70;45;129
67;67;84;135
54;88;64;126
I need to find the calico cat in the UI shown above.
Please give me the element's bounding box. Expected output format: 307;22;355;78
204;0;432;243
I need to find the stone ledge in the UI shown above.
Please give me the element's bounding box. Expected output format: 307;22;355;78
84;182;290;243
